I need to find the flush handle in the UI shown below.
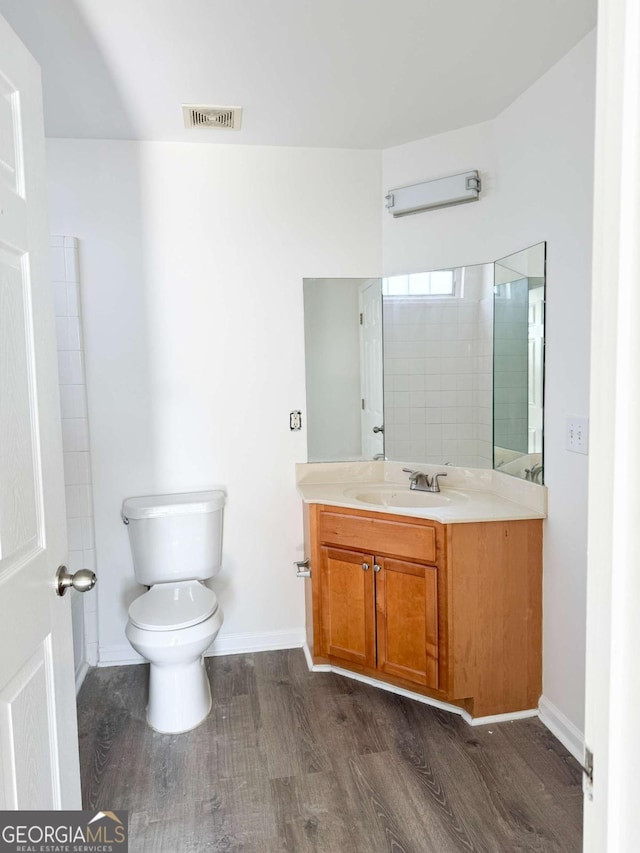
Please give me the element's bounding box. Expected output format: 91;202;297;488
56;565;97;597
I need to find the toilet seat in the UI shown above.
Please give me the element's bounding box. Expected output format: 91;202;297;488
128;581;218;631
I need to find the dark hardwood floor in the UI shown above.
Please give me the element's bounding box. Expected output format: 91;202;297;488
77;649;583;853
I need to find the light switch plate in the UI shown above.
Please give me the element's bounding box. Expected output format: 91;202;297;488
566;416;589;454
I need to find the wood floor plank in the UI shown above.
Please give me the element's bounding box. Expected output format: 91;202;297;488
497;716;583;798
212;694;268;782
252;652;332;778
206;653;257;704
405;705;581;852
380;705;488;851
270;771;360;853
77;650;582;853
342;751;464;853
310;690;390;758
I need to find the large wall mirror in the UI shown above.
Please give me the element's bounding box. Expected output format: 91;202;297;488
303;242;545;483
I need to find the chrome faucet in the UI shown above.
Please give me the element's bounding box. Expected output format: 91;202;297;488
402;468;448;493
525;463;544;484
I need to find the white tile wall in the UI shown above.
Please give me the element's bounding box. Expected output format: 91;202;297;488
51;236;98;674
383;263;494;467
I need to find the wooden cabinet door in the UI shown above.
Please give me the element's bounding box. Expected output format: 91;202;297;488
375;557;439;689
320;547;376;668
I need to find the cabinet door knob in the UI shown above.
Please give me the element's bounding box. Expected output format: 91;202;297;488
362;562;370;571
373;563;381;573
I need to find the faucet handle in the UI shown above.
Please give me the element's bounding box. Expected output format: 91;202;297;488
403;467;430;491
431;472;448;491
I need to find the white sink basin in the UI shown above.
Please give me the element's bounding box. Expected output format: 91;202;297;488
343;484;465;509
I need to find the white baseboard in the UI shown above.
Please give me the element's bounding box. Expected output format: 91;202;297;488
97;629;306;668
538;694;584;763
467;708;539;726
85;641;98;667
301;643;538;727
302;641;331;672
75;659;90;694
204;629;306;657
97;644;145;667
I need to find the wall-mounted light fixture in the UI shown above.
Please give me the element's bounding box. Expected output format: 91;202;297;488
385;170;481;217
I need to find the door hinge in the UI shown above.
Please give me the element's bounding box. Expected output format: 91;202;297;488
583;746;593;783
359;312;363;325
362;398;365;410
582;746;594;799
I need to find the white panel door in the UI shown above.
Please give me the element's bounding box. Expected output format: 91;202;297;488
359;279;384;460
0;15;81;809
584;0;640;848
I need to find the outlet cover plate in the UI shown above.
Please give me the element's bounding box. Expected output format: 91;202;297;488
566;416;589;454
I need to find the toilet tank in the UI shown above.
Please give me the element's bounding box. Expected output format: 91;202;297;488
122;491;226;585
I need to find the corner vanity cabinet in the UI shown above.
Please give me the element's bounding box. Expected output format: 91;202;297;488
304;504;542;719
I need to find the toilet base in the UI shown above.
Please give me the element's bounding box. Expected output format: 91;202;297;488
147;656;212;734
125;606;223;734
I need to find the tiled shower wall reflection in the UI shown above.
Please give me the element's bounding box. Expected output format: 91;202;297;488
494;279;529;453
51;236;98;682
383;264;493;467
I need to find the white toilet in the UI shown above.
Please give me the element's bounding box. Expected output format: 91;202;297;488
122;490;226;734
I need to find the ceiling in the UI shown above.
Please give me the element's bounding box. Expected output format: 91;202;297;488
0;0;597;149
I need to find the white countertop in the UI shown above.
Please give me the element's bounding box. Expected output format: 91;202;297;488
296;461;547;525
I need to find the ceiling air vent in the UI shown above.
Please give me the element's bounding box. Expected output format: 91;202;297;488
182;104;242;131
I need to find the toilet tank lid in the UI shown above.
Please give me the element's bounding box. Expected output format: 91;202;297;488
122;490;226;520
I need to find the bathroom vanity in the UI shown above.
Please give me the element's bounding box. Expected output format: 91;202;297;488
298;463;546;721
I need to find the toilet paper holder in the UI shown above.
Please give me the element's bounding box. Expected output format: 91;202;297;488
294;559;311;578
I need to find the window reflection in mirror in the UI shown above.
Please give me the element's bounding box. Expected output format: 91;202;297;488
383;263;494;467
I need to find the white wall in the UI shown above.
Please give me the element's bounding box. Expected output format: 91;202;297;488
382;32;596;739
47;140;381;661
304;278;363;462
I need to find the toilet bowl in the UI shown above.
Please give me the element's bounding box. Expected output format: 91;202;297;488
125;580;224;732
122;490;226;733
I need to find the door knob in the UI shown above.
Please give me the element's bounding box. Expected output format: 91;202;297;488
56;565;97;597
362;562;370;571
372;425;384;434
